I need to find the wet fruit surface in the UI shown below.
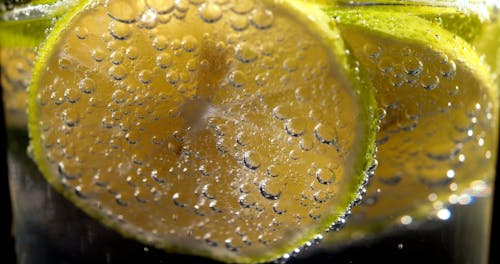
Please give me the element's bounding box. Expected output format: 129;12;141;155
28;0;376;262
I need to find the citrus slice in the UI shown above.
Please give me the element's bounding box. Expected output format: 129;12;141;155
324;6;498;241
27;0;377;262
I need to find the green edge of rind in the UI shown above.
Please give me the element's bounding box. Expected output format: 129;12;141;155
28;0;378;263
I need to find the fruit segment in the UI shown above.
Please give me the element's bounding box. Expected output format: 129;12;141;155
325;7;498;239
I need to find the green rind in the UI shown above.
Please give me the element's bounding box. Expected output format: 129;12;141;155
28;0;378;263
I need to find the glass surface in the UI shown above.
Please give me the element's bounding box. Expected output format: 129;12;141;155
1;0;499;263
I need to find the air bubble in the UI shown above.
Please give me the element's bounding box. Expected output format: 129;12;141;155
58;161;81;180
109;20;131;40
209;200;223;213
175;0;189;12
202;184;215;199
156;53;173;68
230;14;249;31
170;38;182;50
138;69;153;84
390;65;405;87
261;57;274;69
259;180;281;200
328;217;346;231
236;132;248;146
61;109;80;127
231;0;254;14
166;70;180;84
260;42;275;56
74;26;88;39
294;87;311;102
182;35;198;52
228;70;246;88
441;60;456;78
363;43;381;59
199;2;222;23
58;57;71;70
225;239;240;252
146;0;175;14
243;151;261;170
75;185;88;198
105;0;145;23
157;13;172;24
308;208;321;220
250;8;273;29
153;35;168;50
314;123;336;145
151;169;166;183
91;48;106;62
254;72;268;86
109;65;128;80
313;190;330;203
273;105;291;120
272;203;287;215
216;138;229;153
112;90;127;104
299;136;313;151
266;165;281;178
238;194;255;208
110;50;124;65
139;8;158;29
107;40;119;51
283;58;298;72
316;168;335;185
125;46;139;60
235;43;257;63
64;87;80;103
421;74;440;90
172;193;186;208
403;57;423;76
285;118;306;137
78;78;96;94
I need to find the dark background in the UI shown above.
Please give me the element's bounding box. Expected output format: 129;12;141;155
0;92;499;263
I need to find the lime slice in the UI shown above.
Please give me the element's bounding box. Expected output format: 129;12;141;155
27;0;377;262
323;6;498;241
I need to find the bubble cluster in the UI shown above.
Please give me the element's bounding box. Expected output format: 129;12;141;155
32;0;372;261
